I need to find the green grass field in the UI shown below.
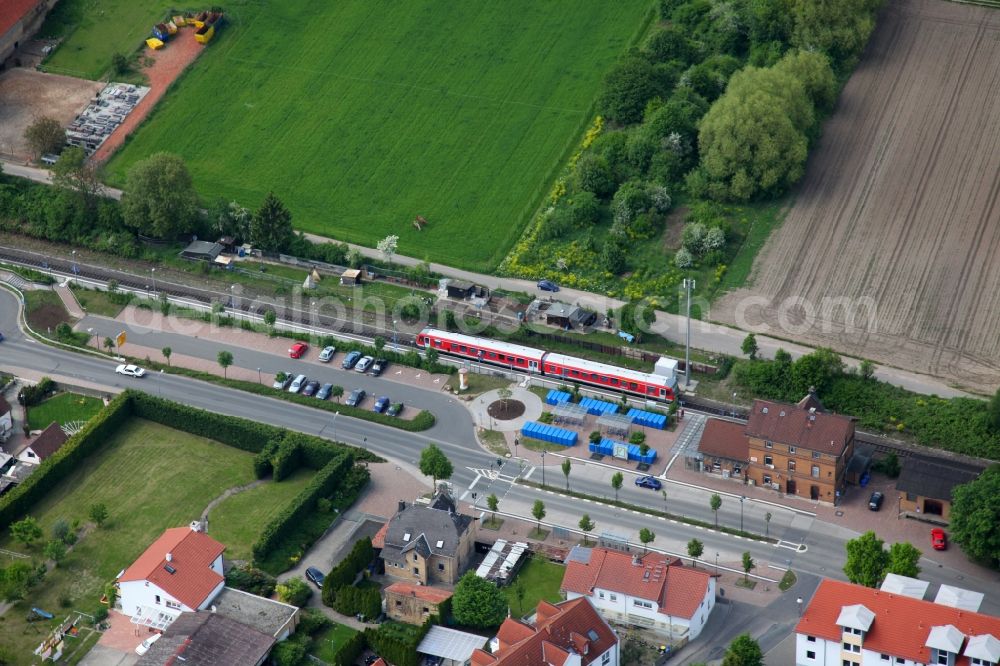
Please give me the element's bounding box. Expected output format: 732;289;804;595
26;392;104;430
309;623;360;663
105;0;654;269
0;419;256;664
506;556;565;617
38;0;177;79
207;468;314;560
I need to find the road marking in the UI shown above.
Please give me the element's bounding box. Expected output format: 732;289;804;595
469;476;481;490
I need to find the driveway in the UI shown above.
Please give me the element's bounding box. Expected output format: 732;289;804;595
79;610;144;666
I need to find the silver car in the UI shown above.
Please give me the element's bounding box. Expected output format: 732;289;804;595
318;346;337;363
288;374;307;393
355;356;374;373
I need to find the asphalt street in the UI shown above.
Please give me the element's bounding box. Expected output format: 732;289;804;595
1;287;998;617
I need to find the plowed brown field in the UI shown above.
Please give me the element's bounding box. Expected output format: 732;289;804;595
714;0;1000;394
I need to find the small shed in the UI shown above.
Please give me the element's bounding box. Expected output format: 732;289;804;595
180;240;223;263
217;236;237;253
896;455;985;522
340;269;362;286
545;301;582;329
446;280;475;299
417;625;488;666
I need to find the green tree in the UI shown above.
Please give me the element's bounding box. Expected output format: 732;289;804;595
710;493;722;527
44;540;67;565
774;49;838;114
687;538;704;567
162;346;172;366
950;465;1000;567
513;580;527;616
51;519;70;544
374;336;386;355
741;551;755;582
844;530;889;587
330;386;344;403
561;459;572;491
89;503;109;528
575;153;616;198
250;191;294;253
52;146;103;213
599;56;662;125
764;511;772;538
419;443;454;490
579;514;595;546
498;386;513;411
0;561;34;602
276;577;312;607
611;471;624;502
600;239;627;275
24;116;65;158
859;359;876;380
121;153;199;239
989;388;1000;432
742;333;759;360
452;571;507;628
103;337;115;353
217;350;234;378
886;542;922;579
792;0;880;74
10;517;43;547
271;640;306;666
111;52;130;75
722;633;764;666
263;309;277;328
532;500;546;534
639;528;656;554
487;493;499;525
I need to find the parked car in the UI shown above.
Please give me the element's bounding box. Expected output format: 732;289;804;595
135;633;161;656
0;332;4;342
373;396;390;413
302;380;320;397
931;528;947;551
355;356;374;373
288;374;307;393
342;350;362;369
537;279;560;292
272;371;293;390
370;358;388;376
635;475;662;490
345;389;366;407
289;342;308;359
305;567;325;588
318;345;337;363
386;402;404;417
317;383;334;400
115;364;146;378
868;491;884;511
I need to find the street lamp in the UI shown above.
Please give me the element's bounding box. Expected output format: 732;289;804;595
682;278;695;389
732;392;738;418
715;552;719;574
797;597;803;616
87;327;94;349
514;437;519;460
540;450;546;487
256;367;262;384
392;320;398;349
71;249;77;275
739;496;746;532
151;267;156;293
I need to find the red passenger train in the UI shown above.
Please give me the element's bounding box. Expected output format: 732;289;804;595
415;328;678;401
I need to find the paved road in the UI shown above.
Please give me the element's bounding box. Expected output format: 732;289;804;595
0;160;971;398
1;288;997;618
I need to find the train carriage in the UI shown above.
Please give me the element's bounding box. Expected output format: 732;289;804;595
416;328;545;372
542;353;677;400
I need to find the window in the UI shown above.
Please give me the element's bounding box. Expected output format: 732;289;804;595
165;600;181;610
845;627;862;636
764;455;773;466
843;661;853;666
789;446;797;454
907;492;917;501
763;474;772;485
811;465;820;478
881;656;890;662
602;652;611;665
155;595;161;605
413;568;419;574
936;652;949;665
807;651;816;660
610;594;617;601
395;600;402;607
807;636;817;643
422;607;429;614
438;563;445;571
812;451;821;459
413;554;418;561
895;659;904;664
788;460;796;471
843;642;860;653
765;441;773;449
598;592;605;599
632;600;652;609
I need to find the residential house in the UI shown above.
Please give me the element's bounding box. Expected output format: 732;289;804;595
375;491;476;585
471;597;619;666
17;422;68;465
895;455;985;522
795;578;1000;666
0;394;13;442
560;546;716;642
135;611;275;666
210;586;299;641
745;394;857;503
1;0;58;67
384;582;452;625
694;418;749;478
117;525;225;630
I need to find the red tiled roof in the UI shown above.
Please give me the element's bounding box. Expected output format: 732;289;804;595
698;419;750;461
473;597;617;666
561;547;713;620
797;579;1000;664
746;399;854;455
371;660;387;666
383;582;453;605
371;522;388;549
0;0;42;38
119;527;225;609
27;422;68;460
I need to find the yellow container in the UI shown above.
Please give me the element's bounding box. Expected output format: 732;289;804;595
172;15;186;26
195;24;215;44
145;38;164;50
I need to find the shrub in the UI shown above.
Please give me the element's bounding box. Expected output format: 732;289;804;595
271;639;306;666
272;434;304;481
322;537;375;606
225;564;277;598
333;631;367;666
364;620;433;666
276;577;312;607
295;608;332;636
19;377;56;407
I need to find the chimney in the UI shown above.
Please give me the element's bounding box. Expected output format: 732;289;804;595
809;407;816;414
398;500;407;513
166;553;173;562
632;554;641;566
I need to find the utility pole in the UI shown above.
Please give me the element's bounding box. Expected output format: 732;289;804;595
683;278;695;389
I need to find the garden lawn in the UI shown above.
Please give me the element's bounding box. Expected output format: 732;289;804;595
26;392;104;430
0;419;256;665
38;0;177;79
70;285;127;318
506;557;565;617
105;0;655;270
208;468;315;561
24;289;73;331
309;623;360;663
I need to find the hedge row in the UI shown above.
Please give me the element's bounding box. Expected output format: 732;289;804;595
363;620;433;666
272;434;303;481
321;537;375;605
252;452;354;562
333;584;381;619
224;564;277;598
332;631;367;666
0;392;133;529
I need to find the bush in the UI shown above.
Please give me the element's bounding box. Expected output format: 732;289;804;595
322;537;376;606
276;577;313;607
364;620;433;666
19;377;56;407
271;639;307;666
296;608;332;636
333;631;367;666
272;434;304;481
225;564;277;598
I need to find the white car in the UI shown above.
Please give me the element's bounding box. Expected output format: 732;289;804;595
355;356;374;373
135;633;161;655
318;346;337;363
115;364;146;378
288;374;307;393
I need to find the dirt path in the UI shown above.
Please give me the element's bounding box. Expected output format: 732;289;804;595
201;479;266;524
90;30;204;164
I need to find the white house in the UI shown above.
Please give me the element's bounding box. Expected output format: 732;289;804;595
117;525;225;630
17;422;67;465
471;597;618;666
0;395;13;441
560;546;716;642
795;578;1000;666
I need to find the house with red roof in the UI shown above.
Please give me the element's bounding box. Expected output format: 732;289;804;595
560;546;716;642
117;525;226;630
0;0;56;66
471;597;619;666
17;422;68;464
384;581;453;625
796;578;1000;666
